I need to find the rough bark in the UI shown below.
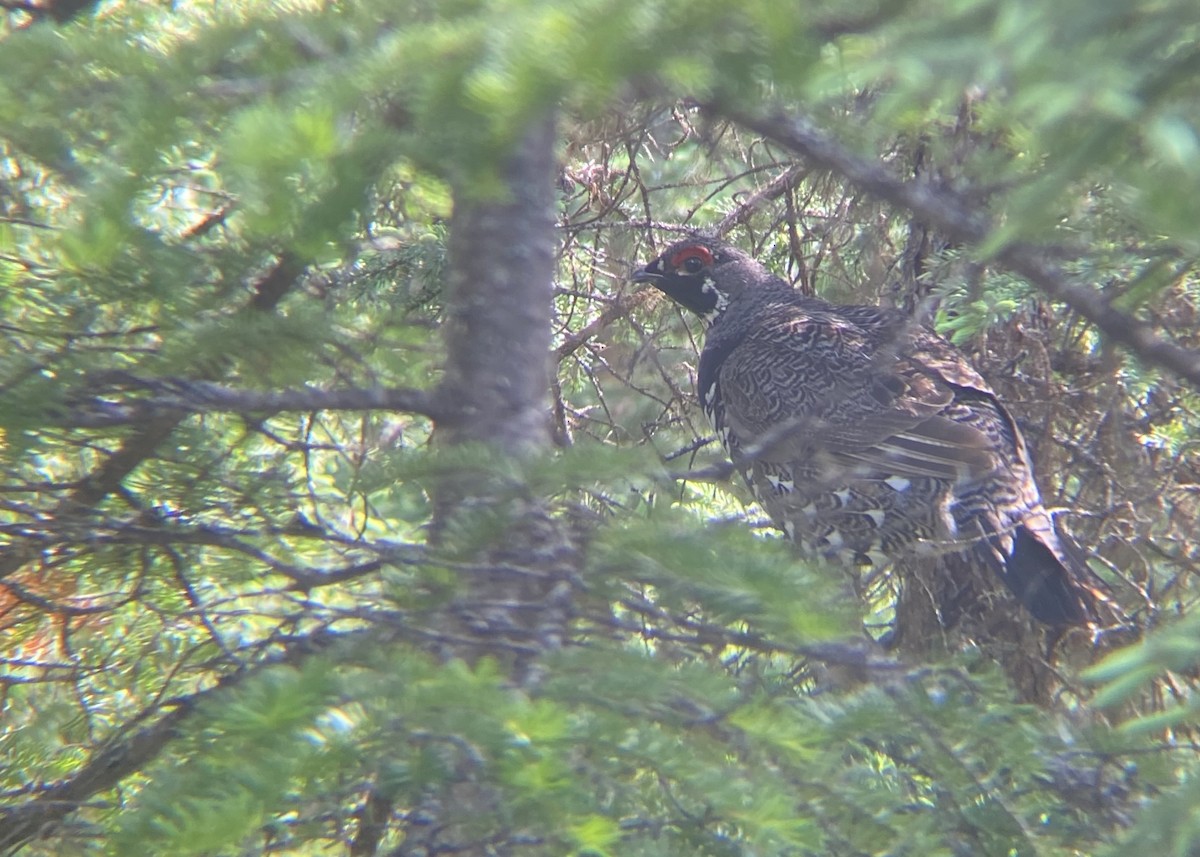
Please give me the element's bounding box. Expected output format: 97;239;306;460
435;119;558;455
400;113;580;856
430;113;575;678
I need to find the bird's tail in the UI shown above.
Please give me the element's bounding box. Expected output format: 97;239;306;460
1001;525;1095;626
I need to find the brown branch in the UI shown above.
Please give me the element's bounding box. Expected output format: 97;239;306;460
349;785;395;857
250;252;304;311
555;289;655;362
714;163;807;236
0;255;304;583
54;380;443;427
611;594;901;674
0;628;353;854
716;106;1200;391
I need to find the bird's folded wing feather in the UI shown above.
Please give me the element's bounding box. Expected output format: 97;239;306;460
717;313;1000;483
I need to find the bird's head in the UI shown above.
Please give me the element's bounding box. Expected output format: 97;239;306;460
631;237;763;324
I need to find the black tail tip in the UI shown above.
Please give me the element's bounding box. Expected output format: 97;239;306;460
1004;528;1093;626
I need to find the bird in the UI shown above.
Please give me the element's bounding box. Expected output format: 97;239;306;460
632;235;1096;627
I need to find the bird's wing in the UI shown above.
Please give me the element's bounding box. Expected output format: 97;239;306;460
715;310;1001;483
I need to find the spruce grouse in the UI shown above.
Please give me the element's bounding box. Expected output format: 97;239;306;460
633;236;1095;626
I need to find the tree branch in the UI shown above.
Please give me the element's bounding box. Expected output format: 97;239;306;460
555;289;655;362
717;106;1200;390
714;163;807;236
54;379;443;427
0;255;306;584
0;628;354;855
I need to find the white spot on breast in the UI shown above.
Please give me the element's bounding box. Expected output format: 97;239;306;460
700;278;730;320
864;509;886;527
885;476;911;492
833;488;851;505
799;502;817;516
823;530;844;549
783;521;796;540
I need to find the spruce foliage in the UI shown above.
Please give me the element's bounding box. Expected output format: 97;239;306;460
2;1;1200;855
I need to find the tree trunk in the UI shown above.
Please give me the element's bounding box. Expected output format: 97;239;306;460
397;113;579;856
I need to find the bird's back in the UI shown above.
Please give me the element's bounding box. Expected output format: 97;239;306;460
701;292;1092;626
633;237;1096;626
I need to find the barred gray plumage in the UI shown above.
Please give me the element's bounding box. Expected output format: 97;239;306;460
634;236;1095;626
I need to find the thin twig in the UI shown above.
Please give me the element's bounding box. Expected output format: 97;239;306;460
717;106;1200;391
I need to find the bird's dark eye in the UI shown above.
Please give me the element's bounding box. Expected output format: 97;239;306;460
669;245;714;275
